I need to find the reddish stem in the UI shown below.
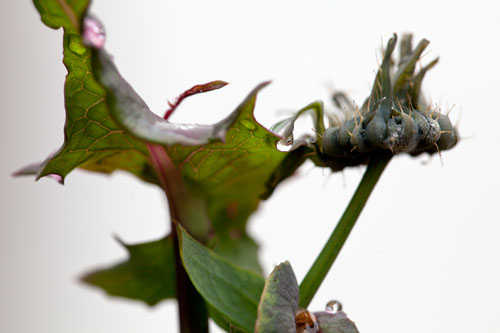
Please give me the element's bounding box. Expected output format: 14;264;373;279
147;143;208;332
163;80;228;119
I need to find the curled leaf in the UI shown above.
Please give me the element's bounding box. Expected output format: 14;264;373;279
88;20;268;146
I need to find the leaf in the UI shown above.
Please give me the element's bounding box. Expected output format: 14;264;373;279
255;261;299;333
91;45;256;146
33;0;88;33
166;83;290;272
26;2;313;296
208;305;247;333
81;236;176;306
178;226;265;332
87;38;291;274
26;1;154;183
313;311;359;333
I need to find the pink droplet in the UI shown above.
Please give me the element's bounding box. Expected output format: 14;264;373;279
48;174;63;184
83;16;106;48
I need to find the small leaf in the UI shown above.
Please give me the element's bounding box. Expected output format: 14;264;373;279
178;226;265;332
313;311;359;333
81;236;176;306
255;261;300;333
164;80;229;119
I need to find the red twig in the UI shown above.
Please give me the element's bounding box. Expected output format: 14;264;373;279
163;80;228;120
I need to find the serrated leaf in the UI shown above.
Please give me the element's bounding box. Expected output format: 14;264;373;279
255;261;299;333
25;2;313;301
166;83;289;272
81;236;176;306
26;0;154;183
178;226;265;332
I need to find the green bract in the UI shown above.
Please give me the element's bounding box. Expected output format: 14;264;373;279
322;34;458;160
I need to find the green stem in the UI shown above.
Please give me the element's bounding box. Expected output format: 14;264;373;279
299;152;392;308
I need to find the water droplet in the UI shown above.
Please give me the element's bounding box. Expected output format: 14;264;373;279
69;35;87;55
239;119;255;130
325;300;342;313
276;141;293;152
270;117;295;146
82;16;106;48
48;174;63;184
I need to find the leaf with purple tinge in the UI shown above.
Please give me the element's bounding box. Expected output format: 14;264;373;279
27;0;154;184
255;262;359;333
21;0;315;304
255;261;299;333
313;310;359;333
89;39;260;146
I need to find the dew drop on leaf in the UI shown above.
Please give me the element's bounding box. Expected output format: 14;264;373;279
83;16;106;48
325;300;342;313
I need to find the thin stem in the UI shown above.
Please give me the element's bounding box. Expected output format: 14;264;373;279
148;143;209;333
299;152;392;308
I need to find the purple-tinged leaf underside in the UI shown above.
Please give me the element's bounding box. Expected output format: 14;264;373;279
255;261;299;333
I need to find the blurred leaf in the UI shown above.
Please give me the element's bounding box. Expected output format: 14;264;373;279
81;236;176;306
255;261;299;333
313;311;359;333
208;305;247;332
178;226;264;332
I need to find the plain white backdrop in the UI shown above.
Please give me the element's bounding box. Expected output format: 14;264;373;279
1;0;499;332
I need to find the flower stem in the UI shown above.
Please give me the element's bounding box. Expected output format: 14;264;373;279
299;152;392;308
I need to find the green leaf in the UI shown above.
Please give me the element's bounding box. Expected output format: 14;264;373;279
27;1;154;184
81;236;176;306
166;83;289;272
208;305;247;333
178;226;265;332
33;0;88;33
26;2;313;294
255;261;299;333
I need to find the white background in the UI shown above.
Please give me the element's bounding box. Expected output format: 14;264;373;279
1;1;499;332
